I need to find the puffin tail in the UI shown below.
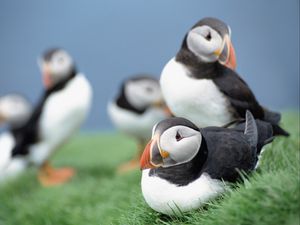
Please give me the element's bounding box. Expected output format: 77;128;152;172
271;124;290;137
263;108;281;124
244;110;258;149
263;108;289;137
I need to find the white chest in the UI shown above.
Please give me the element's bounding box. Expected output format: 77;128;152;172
141;169;225;215
0;132;14;171
29;74;92;165
160;58;233;127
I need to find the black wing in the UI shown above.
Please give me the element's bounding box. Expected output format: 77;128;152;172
11;93;47;156
213;65;264;119
201;129;257;182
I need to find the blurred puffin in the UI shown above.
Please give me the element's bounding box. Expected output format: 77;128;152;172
8;48;92;186
140;111;274;215
0;94;32;176
160;17;288;136
108;75;171;172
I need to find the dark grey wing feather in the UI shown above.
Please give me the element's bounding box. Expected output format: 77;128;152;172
244;110;258;149
263;107;281;124
213;66;265;119
201;129;257;182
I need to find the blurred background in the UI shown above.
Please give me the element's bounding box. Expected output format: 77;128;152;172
0;0;298;131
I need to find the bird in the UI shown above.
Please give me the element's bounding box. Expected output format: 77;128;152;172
7;48;92;186
0;94;32;178
160;17;289;136
108;75;172;173
140;111;274;215
0;94;32;128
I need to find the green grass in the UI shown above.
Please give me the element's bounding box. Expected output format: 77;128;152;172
0;112;299;225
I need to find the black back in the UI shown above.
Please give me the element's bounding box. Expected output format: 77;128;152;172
200;128;257;182
212;64;264;119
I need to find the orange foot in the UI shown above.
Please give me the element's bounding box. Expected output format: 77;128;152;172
117;159;140;174
38;162;75;187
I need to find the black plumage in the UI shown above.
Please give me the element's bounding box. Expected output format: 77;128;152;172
150;112;274;186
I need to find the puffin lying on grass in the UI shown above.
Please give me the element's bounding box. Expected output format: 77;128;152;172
0;94;32;177
4;48;92;186
160;17;288;136
108;75;171;172
140;111;274;215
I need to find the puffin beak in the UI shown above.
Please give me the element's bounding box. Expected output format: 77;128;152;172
215;35;237;70
42;63;52;89
152;100;164;108
140;134;166;170
152;101;173;116
140;140;157;170
0;112;6;125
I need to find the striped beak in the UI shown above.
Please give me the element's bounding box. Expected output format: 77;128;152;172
140;134;169;170
42;63;53;89
215;35;237;70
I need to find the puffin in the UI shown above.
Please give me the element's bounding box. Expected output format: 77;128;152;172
0;94;32;177
140;111;274;215
7;48;92;186
107;75;171;172
160;17;289;136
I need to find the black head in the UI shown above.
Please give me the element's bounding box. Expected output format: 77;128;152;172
177;17;236;70
38;48;76;89
116;75;165;113
140;117;203;169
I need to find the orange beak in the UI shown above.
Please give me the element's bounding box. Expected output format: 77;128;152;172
140;140;157;170
215;35;237;70
163;105;173;117
42;64;52;89
0;113;6;125
226;41;236;70
140;133;166;170
152;101;173;117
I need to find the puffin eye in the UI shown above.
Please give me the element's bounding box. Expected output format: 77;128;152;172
57;57;64;63
175;131;183;141
205;31;212;41
146;86;153;93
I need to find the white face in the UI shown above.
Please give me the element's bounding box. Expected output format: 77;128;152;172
186;25;224;62
159;125;202;167
125;79;163;110
0;94;32;126
39;50;74;85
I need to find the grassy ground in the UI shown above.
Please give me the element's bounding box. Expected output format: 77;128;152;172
0;113;299;225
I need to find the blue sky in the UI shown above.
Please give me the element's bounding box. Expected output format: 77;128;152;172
0;0;298;130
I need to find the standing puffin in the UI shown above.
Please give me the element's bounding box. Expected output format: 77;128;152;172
140;111;274;215
160;17;288;136
108;75;171;172
0;94;32;176
9;48;92;186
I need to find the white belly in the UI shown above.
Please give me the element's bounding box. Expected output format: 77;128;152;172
0;132;14;171
141;169;224;215
160;58;233;127
108;102;168;141
0;157;28;182
29;74;92;165
0;132;29;182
